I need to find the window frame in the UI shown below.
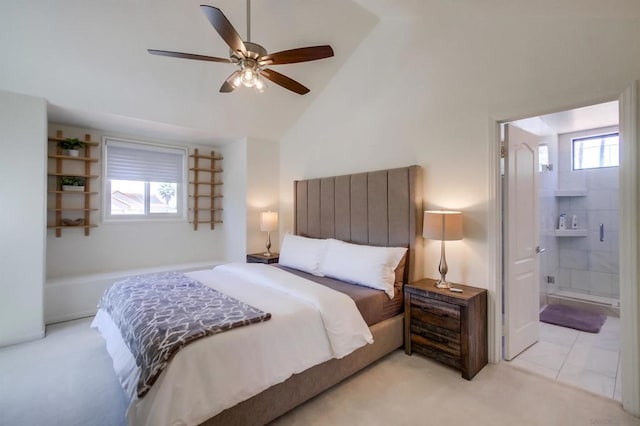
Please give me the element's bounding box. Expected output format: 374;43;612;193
102;137;188;223
571;132;620;171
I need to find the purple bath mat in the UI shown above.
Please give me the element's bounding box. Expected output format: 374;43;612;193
540;304;606;333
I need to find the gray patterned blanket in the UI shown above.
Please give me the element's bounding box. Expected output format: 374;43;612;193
98;272;271;398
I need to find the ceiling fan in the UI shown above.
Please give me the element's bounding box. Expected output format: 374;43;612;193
148;1;334;95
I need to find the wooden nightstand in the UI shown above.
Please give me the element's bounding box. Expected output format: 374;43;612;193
246;252;279;264
404;278;487;380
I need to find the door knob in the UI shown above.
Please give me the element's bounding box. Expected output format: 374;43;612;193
536;246;546;254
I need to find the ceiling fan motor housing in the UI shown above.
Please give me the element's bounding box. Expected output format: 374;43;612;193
230;41;267;63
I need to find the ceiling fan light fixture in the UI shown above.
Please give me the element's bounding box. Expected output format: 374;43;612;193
239;59;260;87
254;75;266;93
241;69;257;87
231;73;242;89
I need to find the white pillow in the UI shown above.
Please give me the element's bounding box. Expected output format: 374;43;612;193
320;239;407;299
278;234;328;276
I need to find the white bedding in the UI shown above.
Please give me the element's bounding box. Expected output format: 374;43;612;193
91;262;373;426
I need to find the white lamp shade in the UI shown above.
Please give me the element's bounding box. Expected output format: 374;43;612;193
260;211;278;232
423;210;463;241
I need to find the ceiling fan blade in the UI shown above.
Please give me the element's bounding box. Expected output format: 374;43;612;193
200;5;247;57
260;69;310;95
148;49;231;63
259;45;334;66
220;71;240;93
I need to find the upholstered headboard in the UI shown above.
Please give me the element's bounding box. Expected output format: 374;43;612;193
293;166;423;283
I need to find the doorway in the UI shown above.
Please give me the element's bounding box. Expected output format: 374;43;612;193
502;101;622;400
489;83;640;416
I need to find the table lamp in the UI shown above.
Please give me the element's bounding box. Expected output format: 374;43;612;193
423;210;463;288
260;211;278;256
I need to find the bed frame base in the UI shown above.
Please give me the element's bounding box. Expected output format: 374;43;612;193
201;313;404;426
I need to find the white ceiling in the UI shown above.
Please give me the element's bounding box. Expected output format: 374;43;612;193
540;101;619;134
0;0;378;145
511;100;619;137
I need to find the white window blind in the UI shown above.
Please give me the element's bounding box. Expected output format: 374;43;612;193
105;140;184;183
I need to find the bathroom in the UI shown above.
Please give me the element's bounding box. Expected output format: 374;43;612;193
509;100;622;400
537;106;620;316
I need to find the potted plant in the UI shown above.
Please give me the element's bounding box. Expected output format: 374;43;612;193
61;176;86;192
58;138;84;157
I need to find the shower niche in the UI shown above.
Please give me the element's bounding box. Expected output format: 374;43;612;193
554;191;588;237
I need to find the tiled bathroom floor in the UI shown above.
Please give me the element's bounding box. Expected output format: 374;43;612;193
508;317;621;401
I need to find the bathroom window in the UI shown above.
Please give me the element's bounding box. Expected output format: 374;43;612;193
538;144;550;172
572;132;619;170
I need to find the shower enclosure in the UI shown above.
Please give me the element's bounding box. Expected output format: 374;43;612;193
539;126;620;316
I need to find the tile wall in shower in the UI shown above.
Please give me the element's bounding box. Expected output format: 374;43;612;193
556;126;619;299
539;133;559;305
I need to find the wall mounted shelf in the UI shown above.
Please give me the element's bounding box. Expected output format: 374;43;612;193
555;189;587;197
48;208;98;212
555;229;588;237
47;173;99;178
47;130;99;237
189;149;223;230
47;224;98;230
48;191;99;195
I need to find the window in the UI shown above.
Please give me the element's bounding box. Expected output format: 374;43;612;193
572;133;619;170
104;138;186;220
538;144;550;172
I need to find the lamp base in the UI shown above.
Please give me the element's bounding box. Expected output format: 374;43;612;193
434;279;453;289
263;231;272;258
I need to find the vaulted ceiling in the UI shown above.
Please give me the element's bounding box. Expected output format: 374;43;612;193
0;0;378;144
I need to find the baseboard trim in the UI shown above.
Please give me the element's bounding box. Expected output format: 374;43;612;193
46;310;101;326
0;329;45;348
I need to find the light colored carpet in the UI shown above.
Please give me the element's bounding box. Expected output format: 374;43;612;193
1;317;638;426
0;317;128;426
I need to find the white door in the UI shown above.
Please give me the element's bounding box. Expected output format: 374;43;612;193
504;124;540;360
619;82;640;415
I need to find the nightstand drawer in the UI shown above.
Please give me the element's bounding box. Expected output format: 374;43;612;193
410;295;460;331
412;339;461;370
410;322;460;356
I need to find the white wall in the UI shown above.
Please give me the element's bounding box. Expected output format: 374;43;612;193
0;90;47;346
44;126;254;323
45;124;227;279
246;138;280;254
278;3;640;373
279;2;640;291
222;138;248;262
43;130;280;322
221;137;281;260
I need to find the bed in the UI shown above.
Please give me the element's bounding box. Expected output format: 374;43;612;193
93;165;423;426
